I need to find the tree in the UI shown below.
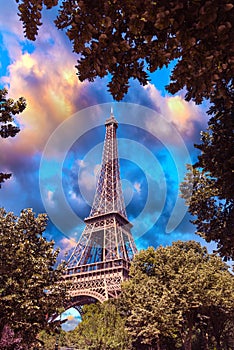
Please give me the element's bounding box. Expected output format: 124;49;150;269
121;274;180;350
60;302;131;350
0;326;23;350
16;0;233;103
0;208;66;349
37;329;57;350
0;88;26;187
181;100;234;260
121;241;234;350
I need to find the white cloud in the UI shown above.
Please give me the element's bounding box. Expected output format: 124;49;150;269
68;190;77;200
46;190;55;207
134;182;141;194
77;159;87;168
79;169;96;192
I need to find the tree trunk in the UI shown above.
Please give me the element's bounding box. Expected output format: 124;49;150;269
199;326;209;350
203;332;209;350
156;338;161;350
215;337;222;350
148;338;161;350
183;324;193;350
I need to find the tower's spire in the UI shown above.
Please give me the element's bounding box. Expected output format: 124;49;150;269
89;110;127;218
104;107;118;128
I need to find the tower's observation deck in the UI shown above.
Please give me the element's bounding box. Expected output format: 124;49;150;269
64;111;137;306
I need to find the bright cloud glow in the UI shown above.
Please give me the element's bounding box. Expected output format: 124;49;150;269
144;83;202;136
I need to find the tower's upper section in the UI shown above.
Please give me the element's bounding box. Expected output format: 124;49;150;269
88;110;127;219
105;108;118;128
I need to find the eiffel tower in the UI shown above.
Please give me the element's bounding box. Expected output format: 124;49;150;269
64;110;137;308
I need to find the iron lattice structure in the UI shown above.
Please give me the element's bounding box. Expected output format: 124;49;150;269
64;112;137;307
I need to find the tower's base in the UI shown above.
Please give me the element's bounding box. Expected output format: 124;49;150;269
64;259;130;308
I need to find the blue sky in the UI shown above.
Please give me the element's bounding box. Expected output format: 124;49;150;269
0;0;214;330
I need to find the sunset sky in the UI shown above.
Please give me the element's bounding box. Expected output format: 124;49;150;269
0;1;213;329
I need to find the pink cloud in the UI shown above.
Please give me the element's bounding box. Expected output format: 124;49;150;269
144;83;203;136
0;11;92;160
59;237;77;253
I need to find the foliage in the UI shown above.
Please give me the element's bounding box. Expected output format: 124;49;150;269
0;208;66;349
16;0;233;103
37;329;57;350
15;0;58;40
0;88;26;187
0;326;23;350
38;327;78;350
181;101;234;260
121;241;234;350
59;302;131;350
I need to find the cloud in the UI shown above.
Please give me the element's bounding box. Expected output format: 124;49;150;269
77;159;87;168
46;190;55;207
61;313;80;331
0;4;106;219
1;7;108;164
64;159;98;209
133;181;141;194
122;81;205;142
79;169;96;193
143;83;203;136
2;47;82;156
0;1;25;40
59;237;77;251
59;307;81;331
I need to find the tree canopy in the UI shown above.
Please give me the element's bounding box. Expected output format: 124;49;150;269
181;101;234;261
0;88;26;187
73;302;130;350
16;0;233;103
121;241;234;350
54;302;130;350
37;241;234;350
0;208;66;349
